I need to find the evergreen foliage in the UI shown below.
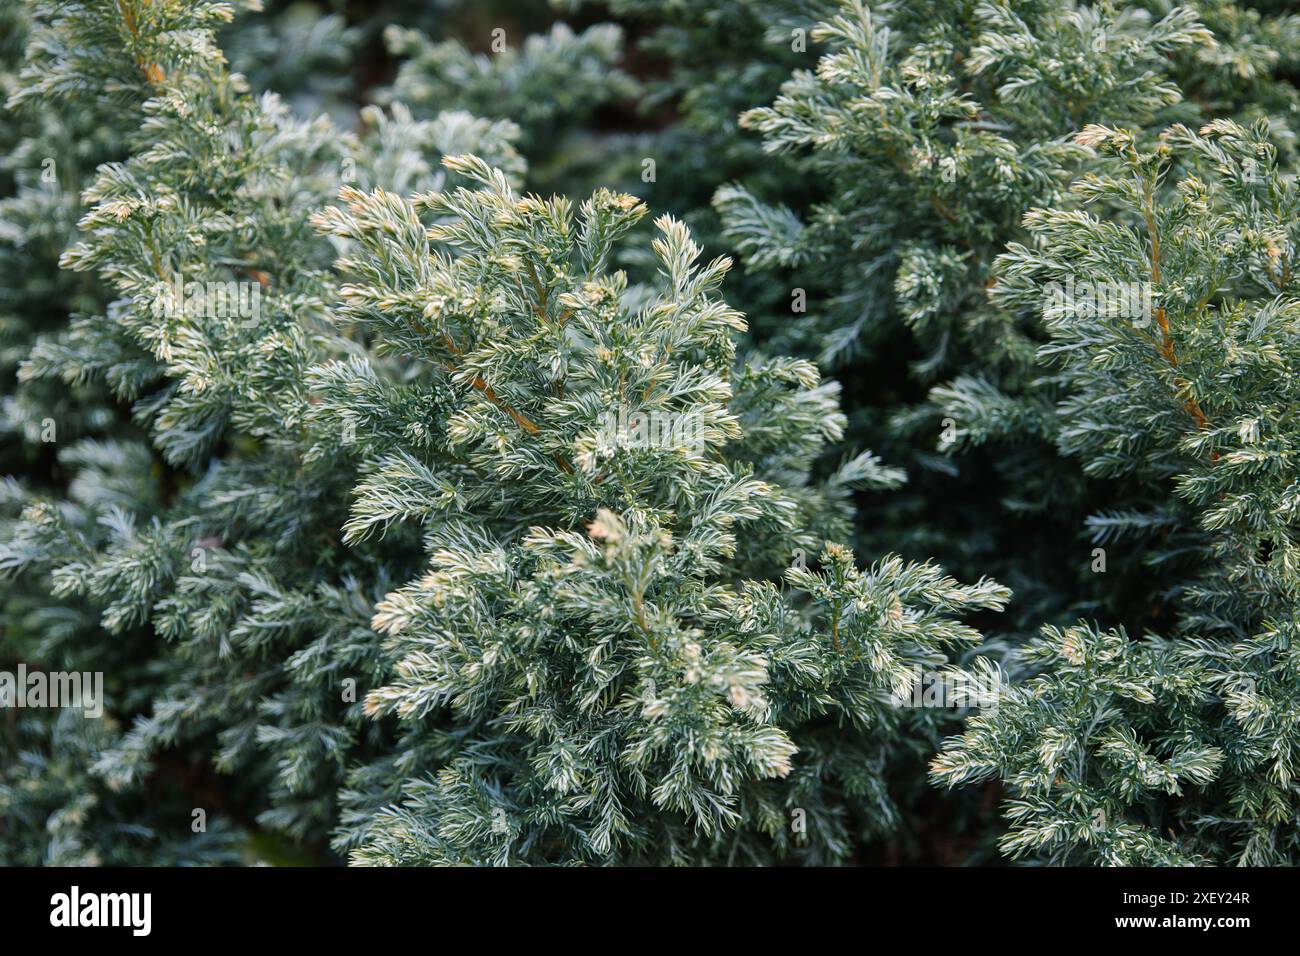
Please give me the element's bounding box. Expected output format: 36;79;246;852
309;164;1007;863
709;0;1300;645
3;0;1300;868
933;120;1300;865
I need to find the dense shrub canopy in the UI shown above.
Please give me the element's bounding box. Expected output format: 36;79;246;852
2;0;1299;866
